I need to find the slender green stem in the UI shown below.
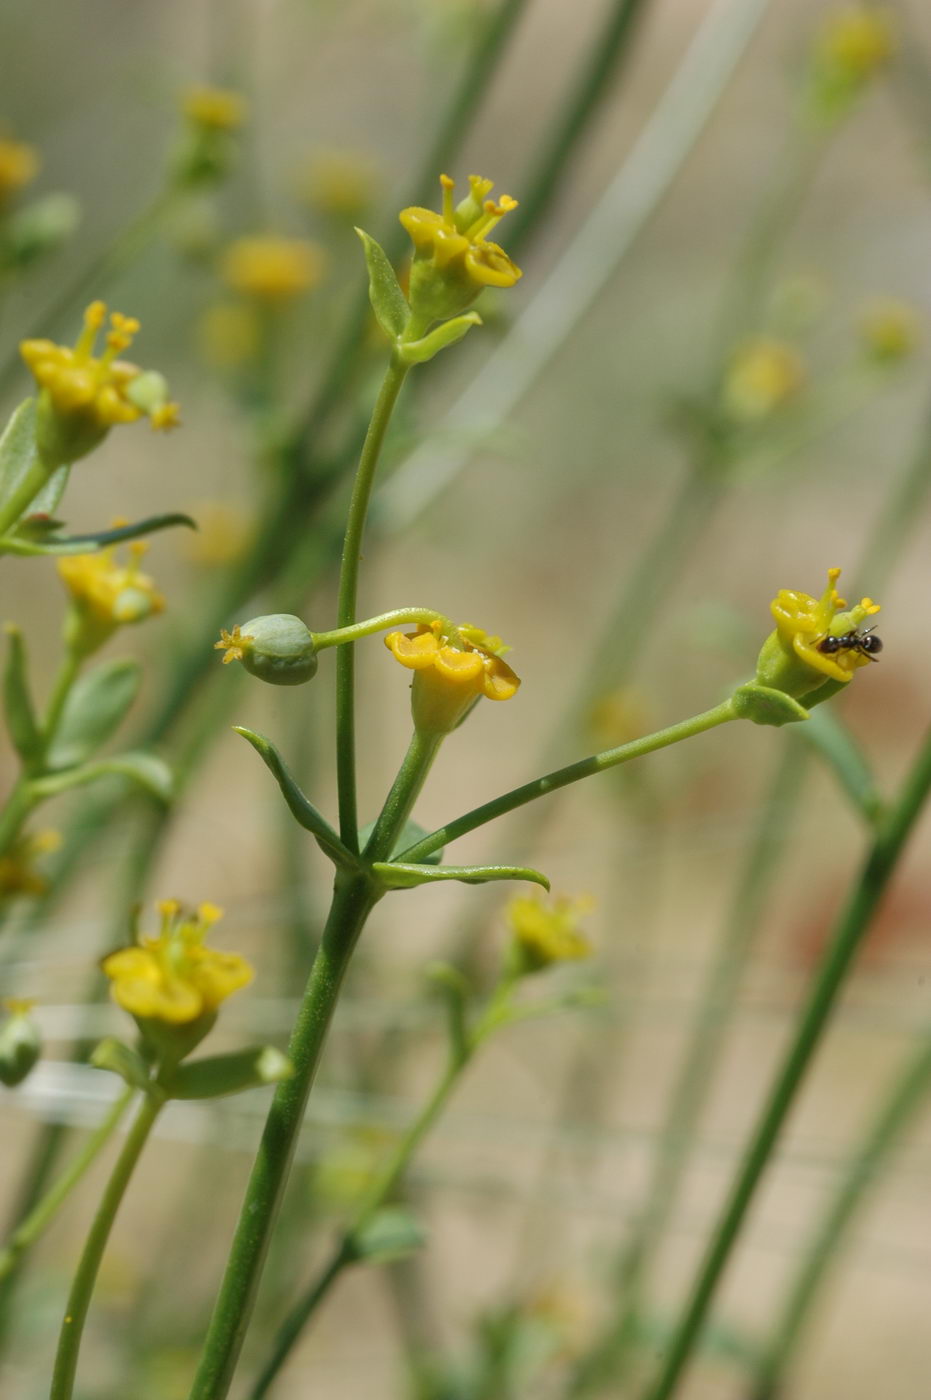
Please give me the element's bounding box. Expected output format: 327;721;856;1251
0;1086;133;1282
247;1049;469;1399
570;746;806;1395
0;458;53;540
313;607;450;651
187;874;377;1400
751;1029;931;1400
334;356;410;851
397;699;739;863
49;1088;163;1400
40;646;82;754
641;721;931;1400
363;728;444;862
0;777;36;862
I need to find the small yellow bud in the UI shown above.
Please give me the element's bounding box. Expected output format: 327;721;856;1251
299;150;378;220
507;894;594;974
858;298;920;363
0;137;39;205
183;86;247;132
722;338;805;422
221;236;326;302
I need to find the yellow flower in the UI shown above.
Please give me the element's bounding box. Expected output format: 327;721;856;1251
183;86;247;132
816;5;895;82
20;302;180;465
507;893;593;973
102;901;253;1027
0;137;39;205
300;150;377;219
722;338;805;422
183;501;253;565
58;540;164;651
197;302;261;369
588;686;649;749
858;298;920;362
385;619;520;734
756;566;881;699
221;236;326;302
0;829;60;900
400;173;521;322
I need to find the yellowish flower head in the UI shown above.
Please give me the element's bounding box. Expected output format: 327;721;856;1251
723;338;805;422
102;901;253;1026
858;298;920;363
755;566;881;701
197;302;261;369
400;173;521;322
385;619;519;734
183;86;247;132
301;150;378;219
221;236;326;302
58;539;164;649
184;501;253;566
0;137;39;204
0;829;60;901
816;6;895;82
20;302;180;465
507;893;594;973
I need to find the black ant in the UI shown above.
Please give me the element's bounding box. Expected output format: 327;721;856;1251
817;626;883;662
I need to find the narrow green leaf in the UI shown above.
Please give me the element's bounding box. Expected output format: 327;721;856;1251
3;625;41;765
168;1047;293;1100
1;511;196;556
355;227;410;340
398;312;482;365
90;1037;152;1091
347;1206;427;1264
0;399;40;509
797;705;883;823
46;659;141;770
234;727;356;868
29;750;174;803
373;862;550;892
25;464;70;519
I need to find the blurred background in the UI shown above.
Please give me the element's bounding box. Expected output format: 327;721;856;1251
1;0;931;1396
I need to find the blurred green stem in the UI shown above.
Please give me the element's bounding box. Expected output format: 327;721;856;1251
749;1028;931;1400
0;1086;133;1282
50;1087;164;1400
641;720;931;1400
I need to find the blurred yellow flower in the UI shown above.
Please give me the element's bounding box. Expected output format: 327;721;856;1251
197;302;261;369
183;86;247;132
221;236;325;302
817;5;895;81
102;901;253;1025
858;298;920;362
722;338;805;422
58;540;164;646
588;686;649;749
300;150;377;219
385;619;519;733
507;893;594;972
401;173;521;322
0;829;60;900
184;501;254;565
761;566;881;692
0;137;38;205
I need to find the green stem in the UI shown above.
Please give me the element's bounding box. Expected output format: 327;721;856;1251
313;607;450;651
0;1086;133;1281
570;745;806;1395
641;721;931;1400
334;355;410;851
247;1048;470;1400
49;1088;163;1400
187;873;377;1400
0;777;36;861
40;646;82;753
752;1029;931;1400
396;699;739;863
506;0;650;251
363;728;444;862
0;458;53;540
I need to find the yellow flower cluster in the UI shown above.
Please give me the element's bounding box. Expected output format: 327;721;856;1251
769;567;880;686
0;137;38;205
400;173;521;322
817;5;895;82
20;302;180;465
58;540;164;641
385;620;520;733
183;86;247;132
301;150;377;219
858;298;920;362
0;829;60;900
221;236;325;302
102;901;253;1026
507;893;593;972
723;338;805;422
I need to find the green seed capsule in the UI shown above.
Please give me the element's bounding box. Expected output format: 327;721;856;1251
217;614;318;686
